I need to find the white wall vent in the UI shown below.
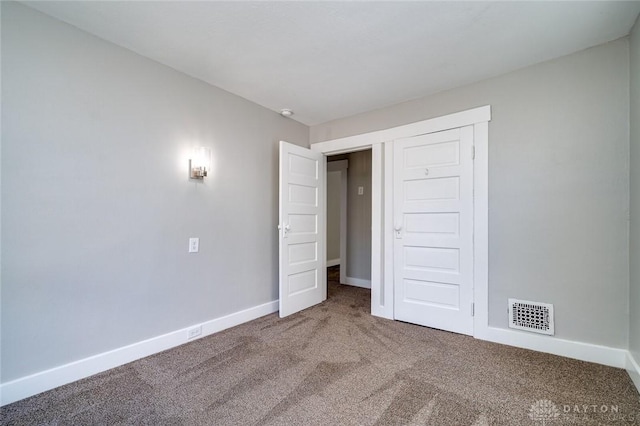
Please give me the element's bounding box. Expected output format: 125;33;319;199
508;298;554;335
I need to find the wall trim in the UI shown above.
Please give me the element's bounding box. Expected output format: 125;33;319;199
0;300;279;407
2;297;634;406
326;258;340;267
626;351;640;393
477;326;628;368
327;159;348;284
380;140;395;320
371;143;385;316
472;121;490;337
311;105;491;154
344;276;372;289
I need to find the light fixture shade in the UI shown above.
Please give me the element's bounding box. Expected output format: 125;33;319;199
190;147;211;179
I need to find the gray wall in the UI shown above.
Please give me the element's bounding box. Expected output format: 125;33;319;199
326;171;341;262
312;39;630;348
1;3;308;382
346;150;372;282
630;17;640;360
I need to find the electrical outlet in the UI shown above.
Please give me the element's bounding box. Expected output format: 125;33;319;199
188;325;202;340
189;237;199;253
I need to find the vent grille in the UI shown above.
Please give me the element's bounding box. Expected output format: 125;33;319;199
508;299;554;335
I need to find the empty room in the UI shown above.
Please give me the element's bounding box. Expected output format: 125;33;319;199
2;1;640;424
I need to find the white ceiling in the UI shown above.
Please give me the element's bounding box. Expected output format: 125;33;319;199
25;1;640;126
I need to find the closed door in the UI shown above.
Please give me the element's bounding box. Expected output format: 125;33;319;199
393;126;474;335
279;141;326;317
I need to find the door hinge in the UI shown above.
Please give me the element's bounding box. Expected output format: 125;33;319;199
472;146;476;160
471;302;475;317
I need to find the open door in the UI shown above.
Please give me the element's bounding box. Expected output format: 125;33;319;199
279;141;326;317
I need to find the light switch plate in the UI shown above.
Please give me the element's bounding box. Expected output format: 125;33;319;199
189;237;199;253
358;186;364;195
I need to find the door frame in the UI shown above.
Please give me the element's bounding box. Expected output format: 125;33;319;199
327;160;348;284
310;105;490;337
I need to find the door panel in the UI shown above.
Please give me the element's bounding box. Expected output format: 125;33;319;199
404;177;459;201
404;279;459;307
393;127;474;335
403;140;460;168
288;242;317;265
288;184;317;206
404;212;459;236
279;141;326;317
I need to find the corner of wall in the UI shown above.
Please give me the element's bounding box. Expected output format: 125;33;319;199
629;12;640;361
627;352;640;396
628;13;640;395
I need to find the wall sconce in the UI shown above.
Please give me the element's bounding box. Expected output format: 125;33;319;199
189;147;211;180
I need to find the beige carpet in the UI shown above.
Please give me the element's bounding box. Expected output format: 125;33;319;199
2;268;639;425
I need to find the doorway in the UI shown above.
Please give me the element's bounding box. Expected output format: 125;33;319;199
280;105;489;337
326;151;372;292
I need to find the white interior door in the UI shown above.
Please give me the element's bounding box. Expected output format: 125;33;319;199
393;126;474;335
279;141;326;317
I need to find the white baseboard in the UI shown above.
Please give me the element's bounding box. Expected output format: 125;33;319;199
0;300;279;407
344;276;371;289
475;326;627;368
626;351;640;394
326;258;340;267
4;301;634;407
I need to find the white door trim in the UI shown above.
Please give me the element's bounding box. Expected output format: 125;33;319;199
371;143;386;315
311;105;491;326
327;159;348;283
471;121;489;339
312;106;491;154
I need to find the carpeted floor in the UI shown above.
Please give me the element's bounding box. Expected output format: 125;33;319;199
2;266;639;425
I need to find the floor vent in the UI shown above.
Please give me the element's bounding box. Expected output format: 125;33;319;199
508;298;554;335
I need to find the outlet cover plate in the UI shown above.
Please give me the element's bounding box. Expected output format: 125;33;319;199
188;326;202;339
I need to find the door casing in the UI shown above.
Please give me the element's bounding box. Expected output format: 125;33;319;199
327;160;348;285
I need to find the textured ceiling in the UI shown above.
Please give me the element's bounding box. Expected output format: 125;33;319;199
25;1;640;125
